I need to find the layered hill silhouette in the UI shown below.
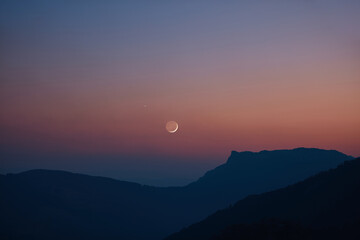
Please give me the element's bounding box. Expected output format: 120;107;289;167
183;148;352;212
0;148;353;240
165;157;360;240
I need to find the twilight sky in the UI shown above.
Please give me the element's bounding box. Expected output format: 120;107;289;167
1;0;359;186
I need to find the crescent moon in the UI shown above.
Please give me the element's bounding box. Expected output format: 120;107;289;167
169;124;178;133
166;121;179;133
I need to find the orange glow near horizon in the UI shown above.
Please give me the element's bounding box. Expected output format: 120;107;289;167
1;58;359;157
0;1;359;167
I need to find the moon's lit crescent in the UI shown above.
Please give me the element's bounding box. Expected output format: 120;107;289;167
166;121;179;133
169;124;178;133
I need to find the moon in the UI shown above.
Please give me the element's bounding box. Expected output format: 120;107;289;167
166;121;178;133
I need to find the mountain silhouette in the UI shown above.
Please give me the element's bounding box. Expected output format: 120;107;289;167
0;148;353;240
165;157;360;240
183;148;352;214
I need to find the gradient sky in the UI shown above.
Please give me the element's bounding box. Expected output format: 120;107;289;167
1;0;359;186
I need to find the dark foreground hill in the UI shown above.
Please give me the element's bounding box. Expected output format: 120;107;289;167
165;157;360;240
0;148;352;240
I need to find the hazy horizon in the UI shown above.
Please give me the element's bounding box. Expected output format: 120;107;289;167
0;147;356;187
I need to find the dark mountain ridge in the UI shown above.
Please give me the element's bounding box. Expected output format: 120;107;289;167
0;148;353;240
183;148;352;213
165;157;360;240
